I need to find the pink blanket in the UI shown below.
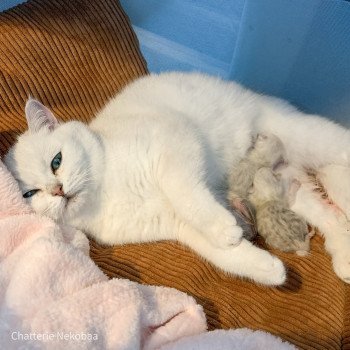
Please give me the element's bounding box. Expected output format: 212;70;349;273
0;160;295;350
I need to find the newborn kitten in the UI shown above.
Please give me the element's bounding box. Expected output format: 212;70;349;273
248;167;310;256
227;133;285;240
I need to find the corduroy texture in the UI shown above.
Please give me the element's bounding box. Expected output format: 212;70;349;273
0;0;147;155
90;235;350;350
0;1;349;349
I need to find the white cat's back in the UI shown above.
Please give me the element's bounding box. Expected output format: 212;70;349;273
90;72;259;174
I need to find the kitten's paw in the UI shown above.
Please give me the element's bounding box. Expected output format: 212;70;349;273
333;251;350;283
210;225;243;249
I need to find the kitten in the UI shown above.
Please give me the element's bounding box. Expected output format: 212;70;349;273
248;167;310;255
227;133;285;240
5;72;350;284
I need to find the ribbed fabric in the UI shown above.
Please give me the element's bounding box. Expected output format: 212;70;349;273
90;234;350;350
1;1;350;349
0;0;147;155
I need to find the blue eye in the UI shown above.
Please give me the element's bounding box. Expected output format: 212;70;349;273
51;152;62;173
23;189;39;198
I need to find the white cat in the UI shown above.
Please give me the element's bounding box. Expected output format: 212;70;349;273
5;72;350;285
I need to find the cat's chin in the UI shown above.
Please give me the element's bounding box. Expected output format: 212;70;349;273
64;191;80;208
62;193;85;218
44;192;86;223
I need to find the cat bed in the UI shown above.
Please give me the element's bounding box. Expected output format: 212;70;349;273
0;1;349;349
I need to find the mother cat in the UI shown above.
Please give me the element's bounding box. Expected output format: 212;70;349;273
5;72;350;286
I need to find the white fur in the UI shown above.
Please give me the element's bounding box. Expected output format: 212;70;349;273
317;164;350;219
5;72;350;284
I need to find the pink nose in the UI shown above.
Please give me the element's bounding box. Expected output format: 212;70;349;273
52;184;65;197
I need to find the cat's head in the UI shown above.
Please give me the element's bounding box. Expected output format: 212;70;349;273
251;133;286;167
4;98;104;223
248;167;284;204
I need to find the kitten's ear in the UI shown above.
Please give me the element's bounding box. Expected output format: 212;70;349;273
25;98;59;133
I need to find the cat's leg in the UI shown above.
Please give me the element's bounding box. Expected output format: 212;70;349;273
258;106;350;169
160;173;243;249
176;221;286;286
94;200;284;285
288;180;350;283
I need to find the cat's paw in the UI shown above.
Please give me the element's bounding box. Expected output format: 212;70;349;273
209;224;243;249
253;254;286;286
333;251;350;283
241;244;286;285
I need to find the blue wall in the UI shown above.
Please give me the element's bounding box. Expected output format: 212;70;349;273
121;0;350;125
0;0;26;11
120;0;245;78
232;0;350;126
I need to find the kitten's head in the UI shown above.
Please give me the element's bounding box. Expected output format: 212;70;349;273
249;167;284;204
4;98;103;223
250;133;285;166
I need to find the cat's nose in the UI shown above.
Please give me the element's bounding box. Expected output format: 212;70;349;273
51;184;64;197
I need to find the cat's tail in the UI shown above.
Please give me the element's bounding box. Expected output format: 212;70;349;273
176;222;286;286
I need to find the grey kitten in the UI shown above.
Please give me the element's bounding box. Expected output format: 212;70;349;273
248;167;311;255
227;133;285;240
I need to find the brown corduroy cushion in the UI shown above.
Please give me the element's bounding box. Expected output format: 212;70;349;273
0;1;350;349
90;235;350;350
0;0;147;155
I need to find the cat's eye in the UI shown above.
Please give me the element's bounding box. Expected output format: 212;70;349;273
51;152;62;173
23;189;39;198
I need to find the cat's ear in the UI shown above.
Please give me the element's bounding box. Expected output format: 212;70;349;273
25;98;59;133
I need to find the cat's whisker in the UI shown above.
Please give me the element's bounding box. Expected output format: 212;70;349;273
67;174;93;191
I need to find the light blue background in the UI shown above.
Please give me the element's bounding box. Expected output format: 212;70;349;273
120;0;246;78
0;0;26;11
121;0;350;125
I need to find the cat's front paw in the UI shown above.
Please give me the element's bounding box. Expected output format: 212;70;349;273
209;224;243;249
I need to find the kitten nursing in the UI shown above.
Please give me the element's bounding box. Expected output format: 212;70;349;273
228;133;310;255
227;133;285;239
249;168;310;256
5;72;350;285
228;133;285;204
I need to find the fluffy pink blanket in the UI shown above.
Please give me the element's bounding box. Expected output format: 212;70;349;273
0;160;295;350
